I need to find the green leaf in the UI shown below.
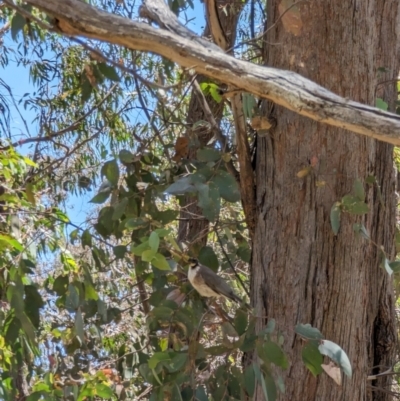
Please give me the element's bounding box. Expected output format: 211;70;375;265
196;148;221;162
295;323;323;340
98;63;121;82
119;149;135;164
366;175;376;184
237;242;251;263
11;13;25;40
212;170;241;203
234;309;248;336
112;198;128;220
89;187;112;204
142;249;156;262
302;341;323;376
165;176;195;195
352;179;365;201
240;333;257;352
66;284;80;311
196;181;220;222
341;195;369;215
381;253;393;276
152;253;171;270
149;231;160;252
318;340;352;377
53;275;69;296
113;245;127;259
148;352;171;369
205;345;231;356
95;383;114;399
194;386;208;401
5;315;21;344
263;319;276;334
25;183;36;206
330;202;341;235
264;372;277;401
244;365;255;397
24;285;44;329
242;93;257;119
81;229;92;248
389;261;400;273
156;210;178;225
0;234;23;251
131;241;151;256
101;159;119;186
167;353;187;373
253;364;271;401
353;223;370;240
26;392;42;401
75;308;85;343
80;73;93;103
209;85;222;103
376;98;388;111
151;306;174;321
125;217;148;230
84;283;98;301
198;246;219;271
263;341;288;369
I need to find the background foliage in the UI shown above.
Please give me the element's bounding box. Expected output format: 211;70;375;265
0;0;397;400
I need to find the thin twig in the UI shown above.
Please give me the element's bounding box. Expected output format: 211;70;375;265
214;223;250;298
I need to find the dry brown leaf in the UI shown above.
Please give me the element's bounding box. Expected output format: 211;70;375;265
297;167;311;178
84;64;97;87
310;155;319;167
166;288;186;306
172;137;189;162
322;362;342;386
251;115;272;130
279;0;303;36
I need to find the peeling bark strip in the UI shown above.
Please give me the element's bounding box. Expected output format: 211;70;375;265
14;0;400;145
204;0;228;50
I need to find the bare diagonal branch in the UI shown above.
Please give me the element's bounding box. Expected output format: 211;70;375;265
5;0;400;145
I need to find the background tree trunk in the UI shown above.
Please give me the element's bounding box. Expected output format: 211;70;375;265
177;0;243;248
252;1;399;400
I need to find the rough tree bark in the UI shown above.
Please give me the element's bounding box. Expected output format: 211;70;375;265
252;1;399;400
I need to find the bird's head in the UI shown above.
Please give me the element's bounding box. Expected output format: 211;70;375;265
188;258;199;270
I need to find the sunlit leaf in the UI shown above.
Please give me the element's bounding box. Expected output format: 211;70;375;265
149;231;160;252
318;340;352;377
95;383;114;399
152;253;171;270
376;98;388;111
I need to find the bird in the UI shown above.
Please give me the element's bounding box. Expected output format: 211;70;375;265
187;258;247;306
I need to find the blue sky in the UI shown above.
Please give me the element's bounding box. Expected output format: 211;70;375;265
1;2;205;228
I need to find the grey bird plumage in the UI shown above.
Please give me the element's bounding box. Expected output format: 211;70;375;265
187;258;244;304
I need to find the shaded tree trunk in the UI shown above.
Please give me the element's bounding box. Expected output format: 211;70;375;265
177;0;244;248
252;1;399;400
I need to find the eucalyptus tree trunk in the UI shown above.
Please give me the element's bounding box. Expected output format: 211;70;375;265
177;0;243;248
252;1;399;400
